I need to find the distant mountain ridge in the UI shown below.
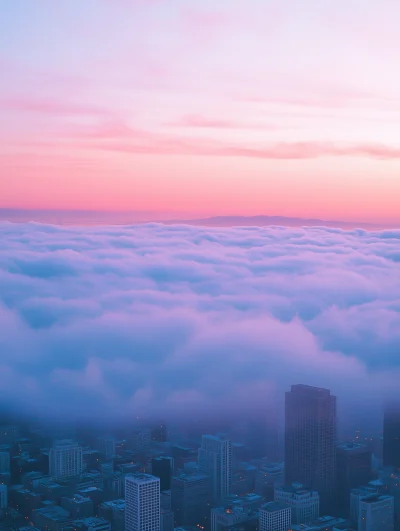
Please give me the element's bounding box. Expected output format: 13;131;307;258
0;209;395;230
162;215;383;230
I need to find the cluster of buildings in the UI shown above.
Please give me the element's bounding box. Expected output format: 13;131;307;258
0;385;400;531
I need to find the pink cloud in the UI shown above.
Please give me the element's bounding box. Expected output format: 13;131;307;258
169;114;277;130
0;97;109;117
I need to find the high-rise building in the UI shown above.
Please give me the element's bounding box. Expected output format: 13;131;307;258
152;424;167;443
198;435;232;503
97;437;116;460
152;457;173;491
274;482;319;524
336;443;372;516
358;494;394;531
285;384;336;512
130;429;151;453
171;472;210;526
0;451;10;473
160;509;174;531
49;440;83;479
259;502;291;531
383;407;400;469
0;484;7;510
125;474;160;531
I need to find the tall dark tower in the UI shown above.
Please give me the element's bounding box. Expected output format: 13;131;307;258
383;406;400;468
336;442;372;517
285;384;336;513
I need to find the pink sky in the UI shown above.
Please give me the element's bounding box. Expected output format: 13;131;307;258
1;0;400;223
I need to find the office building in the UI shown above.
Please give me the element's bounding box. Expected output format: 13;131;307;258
336;443;371;516
130;429;151;452
255;462;284;500
285;385;336;512
198;435;232;503
152;424;167;443
125;474;160;531
74;517;111;531
0;451;10;473
97;437;116;460
171;472;210;526
61;494;94;518
32;505;72;531
152;457;173;491
49;440;83;479
160;509;174;531
259;502;291;531
350;486;378;523
0;484;7;509
358;494;394;531
274;482;319;524
98;499;125;531
383;407;400;469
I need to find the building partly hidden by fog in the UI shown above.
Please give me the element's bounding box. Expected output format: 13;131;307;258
383;406;400;469
49;440;83;479
285;384;336;513
274;482;319;524
198;435;232;504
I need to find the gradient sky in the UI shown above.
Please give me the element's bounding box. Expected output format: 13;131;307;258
1;0;400;223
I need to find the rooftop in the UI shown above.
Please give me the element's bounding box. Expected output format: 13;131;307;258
261;502;290;513
125;473;159;484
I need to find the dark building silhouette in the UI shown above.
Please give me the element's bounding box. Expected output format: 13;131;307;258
285;384;336;513
152;456;173;491
383;407;400;468
336;442;372;517
151;423;167;443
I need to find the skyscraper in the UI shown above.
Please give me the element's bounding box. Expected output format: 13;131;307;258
383;407;400;469
171;471;210;526
198;435;232;503
336;442;372;516
125;474;160;531
151;457;173;491
285;384;336;512
49;439;83;479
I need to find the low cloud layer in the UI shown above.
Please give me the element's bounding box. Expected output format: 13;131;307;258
0;222;399;427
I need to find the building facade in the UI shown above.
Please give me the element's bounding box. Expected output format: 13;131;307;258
198;435;232;503
259;502;291;531
358;494;394;531
336;442;372;517
49;440;83;479
285;384;336;512
274;482;319;524
383;407;400;469
125;474;160;531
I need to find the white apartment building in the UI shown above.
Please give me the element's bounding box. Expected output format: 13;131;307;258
259;502;291;531
125;474;160;531
49;439;83;479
